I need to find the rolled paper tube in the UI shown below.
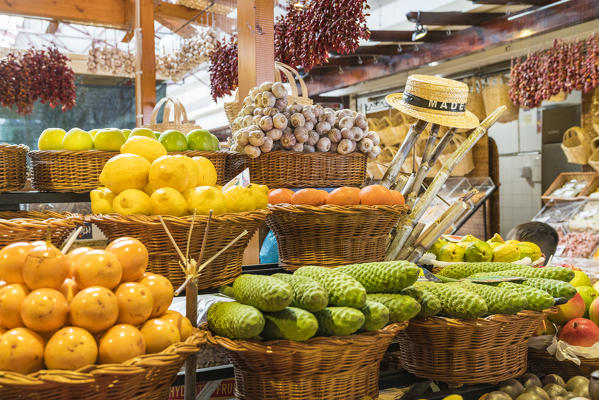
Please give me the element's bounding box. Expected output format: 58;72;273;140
382;119;428;188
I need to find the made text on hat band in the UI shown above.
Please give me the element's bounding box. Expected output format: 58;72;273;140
402;92;466;113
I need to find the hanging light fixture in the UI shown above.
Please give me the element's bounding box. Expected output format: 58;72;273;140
411;12;428;41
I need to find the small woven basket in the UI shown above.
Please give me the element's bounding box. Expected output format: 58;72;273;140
29;150;116;193
528;347;599;380
88;210;269;289
561;126;592;165
266;204;408;270
466;77;486;121
396;310;549;384
588;137;599;173
0;329;205;400
482;74;519;123
206;322;406;400
144;97;201;134
0;211;82;248
0;144;29;192
224;89;241;126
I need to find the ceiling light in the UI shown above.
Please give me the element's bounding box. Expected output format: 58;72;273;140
412;23;428;41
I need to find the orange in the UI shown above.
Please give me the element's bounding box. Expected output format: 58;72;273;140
138;274;174;318
98;324;145;364
326;187;360;205
0;327;44;374
22;243;69;290
20;289;69;332
390;190;405;205
66;247;93;277
160;310;193;340
291;188;328;206
0;242;35;283
140;319;180;353
44;327;98;370
0;284;29;329
359;185;394;205
73;250;123;289
105;237;148;282
70;286;119;333
115;282;154;325
268;188;294;205
59;278;80;303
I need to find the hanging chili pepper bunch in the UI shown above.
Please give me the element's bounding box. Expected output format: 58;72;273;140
509;34;599;109
209;35;238;100
0;47;76;115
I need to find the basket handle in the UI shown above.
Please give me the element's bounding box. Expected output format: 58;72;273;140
592;136;599;152
275;61;310;100
151;97;191;126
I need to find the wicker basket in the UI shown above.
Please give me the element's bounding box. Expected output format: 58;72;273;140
466;77;486;121
266;204;407;270
541;171;596;203
29;150;115;193
88;211;269;289
0;211;82;248
206;322;406;400
528;347;599;380
0;144;29;192
396;310;549;384
561;126;592;165
482;74;519;123
144;97;201;134
0;329;205;400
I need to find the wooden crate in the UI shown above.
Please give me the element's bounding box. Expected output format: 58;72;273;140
541;171;596;203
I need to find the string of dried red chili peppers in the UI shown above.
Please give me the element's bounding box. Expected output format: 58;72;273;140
209;35;238;101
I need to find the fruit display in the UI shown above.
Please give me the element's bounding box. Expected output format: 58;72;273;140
560;231;599;258
229;81;380;159
268;185;405;206
549;178;588;199
0;238;193;374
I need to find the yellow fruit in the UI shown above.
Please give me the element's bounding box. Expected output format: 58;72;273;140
140;319;180;353
143;183;154;196
59;278;80;303
249;184;269;210
192;156;217;186
187;186;227;215
160;310;193;340
73;249;123;289
99;153;151;194
115;282;154;325
180;156;199;192
138;273;174;317
44;327;98;370
224;185;254;213
113;189;151;215
150;187;187;216
98;324;145;364
90;187;115;214
0;242;34;284
121;136;167;163
70;286;119;333
0;328;44;374
20;288;69;332
22;243;69;290
105;237;148;283
149;155;192;193
0;284;29;329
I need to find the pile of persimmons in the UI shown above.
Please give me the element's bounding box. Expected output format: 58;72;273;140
268;184;405;206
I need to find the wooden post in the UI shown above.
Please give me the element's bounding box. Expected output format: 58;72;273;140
134;0;156;127
184;279;198;400
237;0;275;101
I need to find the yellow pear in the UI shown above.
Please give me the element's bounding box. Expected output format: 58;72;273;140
149;155;191;193
180;156;199;192
113;189;151;215
187;186;227;215
90;187;115;214
192;156;217;187
121;136;167;163
150;187;188;216
99;153;151;194
249;184;269;210
223;186;254;213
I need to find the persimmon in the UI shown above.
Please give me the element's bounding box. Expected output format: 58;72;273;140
105;237;148;282
359;185;394;205
268;188;294;205
326;187;360;205
291;188;328;206
390;190;405;205
0;242;35;283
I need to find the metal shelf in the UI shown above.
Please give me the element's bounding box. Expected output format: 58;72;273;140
0;191;90;210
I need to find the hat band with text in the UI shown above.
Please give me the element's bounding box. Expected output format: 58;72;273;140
402;92;466;113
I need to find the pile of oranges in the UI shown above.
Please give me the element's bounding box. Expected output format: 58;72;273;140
0;238;191;374
268;185;405;206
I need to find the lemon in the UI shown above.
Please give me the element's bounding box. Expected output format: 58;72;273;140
180;156;199;192
150;187;188;216
120;136;167;163
143;183;154;196
223;186;254;213
113;189;151;215
187;186;227;215
249;184;269;210
149;155;191;193
99;153;151;194
90;187;115;214
192;156;218;186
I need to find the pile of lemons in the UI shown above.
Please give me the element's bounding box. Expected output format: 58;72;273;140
91;136;268;216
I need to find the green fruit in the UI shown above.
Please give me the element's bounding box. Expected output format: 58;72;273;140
437;243;465;262
464;241;493;262
366;294;421;322
159;129;188;151
487;233;504;244
336;261;420;293
272;273;328;312
38;128;66;150
121;129;132;139
450;282;527;315
576;286;598;317
129;127;157;139
207;301;265;339
187;129;219;151
314;307;365;336
517;243;534;261
400;286;442;317
460;234;479;242
470;267;575;282
523;278;577;300
493;243;521;262
429;239;448;257
436;262;522;279
210;134;220;150
360;300;390;331
93;128;126;151
413;281;488;319
295;266;366;308
570;270;592;287
521;242;542;261
262;307;318;341
62;128;94;150
232;274;293;312
497;282;555;311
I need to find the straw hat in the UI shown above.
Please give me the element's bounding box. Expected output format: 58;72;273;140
386;75;480;129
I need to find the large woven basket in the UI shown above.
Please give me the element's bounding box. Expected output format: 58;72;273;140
528;347;599;380
396;310;549;384
0;144;29;192
0;329;205;400
206;322;406;400
0;211;82;248
88;211;269;289
29;150;116;193
266;204;407;270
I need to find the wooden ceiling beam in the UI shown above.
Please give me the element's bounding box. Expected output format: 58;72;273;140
155;15;197;38
318;56;378;67
406;11;504;26
46;20;59;34
331;44;416;56
369;30;452;42
471;0;556;4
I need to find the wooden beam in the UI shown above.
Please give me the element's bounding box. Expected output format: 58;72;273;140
305;0;599;95
332;44;415;56
369;30;452;42
46;20;59;34
155;15;197;38
405;11;504;26
472;0;555;4
121;30;135;43
135;0;156;126
319;56;377;67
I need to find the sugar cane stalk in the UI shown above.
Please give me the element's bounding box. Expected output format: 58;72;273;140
382;119;428;188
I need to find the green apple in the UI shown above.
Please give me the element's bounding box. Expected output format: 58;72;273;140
38;128;67;150
94;128;126;151
186;129;220;151
129;127;156;139
62;128;94;151
571;270;592;287
155;132;162;140
122;129;132;139
159;129;188;151
577;286;598;318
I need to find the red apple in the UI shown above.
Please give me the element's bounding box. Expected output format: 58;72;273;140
558;318;599;346
548;293;585;325
534;318;557;336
